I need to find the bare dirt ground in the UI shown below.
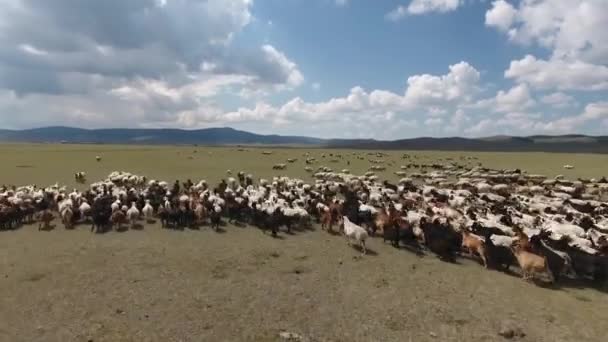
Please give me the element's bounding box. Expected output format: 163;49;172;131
1;221;607;342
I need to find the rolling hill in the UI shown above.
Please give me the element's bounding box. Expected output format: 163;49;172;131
1;126;607;153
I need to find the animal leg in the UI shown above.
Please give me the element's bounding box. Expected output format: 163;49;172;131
361;240;367;255
480;252;488;269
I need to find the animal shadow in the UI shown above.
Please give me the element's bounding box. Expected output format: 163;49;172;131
350;244;378;256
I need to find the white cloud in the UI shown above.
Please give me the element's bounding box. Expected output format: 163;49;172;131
19;43;49;56
494;84;535;113
541;92;576;109
485;0;516;32
485;0;608;64
425;117;444;126
534;102;608;133
404;61;480;105
0;0;302;97
385;6;407;21
387;0;461;20
260;44;304;88
466;119;494;135
463;101;608;136
505;55;608;91
408;0;461;15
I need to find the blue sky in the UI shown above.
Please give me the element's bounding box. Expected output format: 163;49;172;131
0;0;607;139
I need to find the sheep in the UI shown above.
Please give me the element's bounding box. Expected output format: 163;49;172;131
126;202;139;228
74;172;87;183
142;200;154;223
79;201;91;222
111;200;121;213
342;216;368;254
37;210;54;231
60;204;73;229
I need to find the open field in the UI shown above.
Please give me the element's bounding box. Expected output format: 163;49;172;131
1;143;607;189
1;144;608;342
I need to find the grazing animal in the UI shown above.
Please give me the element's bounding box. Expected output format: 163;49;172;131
142;200;154;222
126;202;140;228
419;218;461;262
461;228;488;268
210;205;222;231
530;231;575;282
342;216;369;254
511;242;554;283
61;205;73;229
484;233;516;271
74;172;87;183
37;210;54;231
79;201;91;222
111;210;127;231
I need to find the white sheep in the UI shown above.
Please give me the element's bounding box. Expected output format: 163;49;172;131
142;200;154;222
342;216;368;254
126;202;140;228
111;200;121;213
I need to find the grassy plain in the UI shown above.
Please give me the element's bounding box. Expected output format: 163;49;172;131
1;144;608;342
1;143;607;189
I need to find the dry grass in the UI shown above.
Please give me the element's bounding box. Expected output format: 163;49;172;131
1;223;608;342
0;144;606;190
1;144;608;341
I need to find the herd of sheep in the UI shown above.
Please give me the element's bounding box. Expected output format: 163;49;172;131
1;152;608;288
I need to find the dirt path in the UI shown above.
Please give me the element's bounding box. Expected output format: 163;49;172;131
1;222;607;342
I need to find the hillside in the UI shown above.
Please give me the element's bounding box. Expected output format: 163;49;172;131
0;126;323;146
1;127;608;153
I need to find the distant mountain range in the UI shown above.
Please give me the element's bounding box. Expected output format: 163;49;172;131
1;126;607;153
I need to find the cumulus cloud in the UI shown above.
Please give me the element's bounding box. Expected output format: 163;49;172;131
0;0;302;97
494;84;535;112
386;6;408;21
541;92;576;109
486;0;608;94
505;55;608;91
404;62;480;105
485;0;608;63
464;102;608;136
485;0;516;32
408;0;462;15
537;101;608;133
386;0;461;20
0;0;309;130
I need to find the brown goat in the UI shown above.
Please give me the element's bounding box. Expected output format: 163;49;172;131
512;226;532;252
511;243;554;283
111;210;127;231
321;202;342;233
461;229;488;268
37;210;54;231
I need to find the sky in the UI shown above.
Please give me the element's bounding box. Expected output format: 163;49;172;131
0;0;607;139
